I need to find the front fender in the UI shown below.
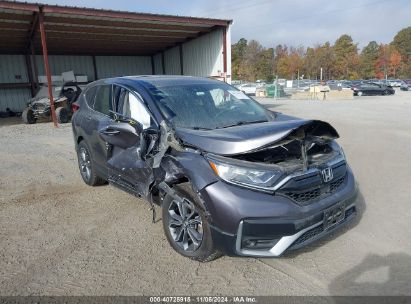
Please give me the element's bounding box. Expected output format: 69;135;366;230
160;151;218;192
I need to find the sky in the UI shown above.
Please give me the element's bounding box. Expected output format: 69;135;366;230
24;0;411;50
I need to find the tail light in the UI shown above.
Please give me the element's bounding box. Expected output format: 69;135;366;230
71;102;80;113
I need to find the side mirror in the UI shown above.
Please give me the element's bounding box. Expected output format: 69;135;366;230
142;126;159;137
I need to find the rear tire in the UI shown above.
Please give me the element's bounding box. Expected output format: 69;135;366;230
162;183;221;262
77;140;106;186
383;90;390;95
56;107;69;123
22;108;36;124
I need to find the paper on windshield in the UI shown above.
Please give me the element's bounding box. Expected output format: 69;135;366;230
228;90;250;100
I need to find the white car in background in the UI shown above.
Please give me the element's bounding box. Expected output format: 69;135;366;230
237;83;257;95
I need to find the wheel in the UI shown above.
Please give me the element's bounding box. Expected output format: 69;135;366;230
357;91;363;96
162;183;221;262
56;107;69;123
22;108;36;124
77;140;106;186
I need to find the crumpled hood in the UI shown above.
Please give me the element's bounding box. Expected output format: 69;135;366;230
175;115;339;156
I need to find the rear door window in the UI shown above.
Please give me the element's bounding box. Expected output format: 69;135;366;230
93;85;112;116
84;86;98;107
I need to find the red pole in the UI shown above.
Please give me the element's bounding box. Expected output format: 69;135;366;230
38;10;57;127
222;26;227;82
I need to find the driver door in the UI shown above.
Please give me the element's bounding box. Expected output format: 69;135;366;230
100;85;156;197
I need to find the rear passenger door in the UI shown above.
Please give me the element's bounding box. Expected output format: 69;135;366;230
86;84;113;175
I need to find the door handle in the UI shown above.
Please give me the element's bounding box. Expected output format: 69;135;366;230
101;129;120;136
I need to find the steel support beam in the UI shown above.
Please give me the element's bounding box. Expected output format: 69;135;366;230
0;83;31;89
31;46;39;89
161;52;165;75
25;53;35;97
92;55;98;80
179;44;184;75
151;55;155;75
25;12;39;51
39;10;57;127
222;26;227;77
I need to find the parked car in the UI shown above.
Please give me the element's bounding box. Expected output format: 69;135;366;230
22;82;84;124
400;79;411;91
351;82;395;96
72;76;357;262
237;83;257;95
386;79;403;87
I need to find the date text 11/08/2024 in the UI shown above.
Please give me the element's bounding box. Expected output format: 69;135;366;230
149;296;257;303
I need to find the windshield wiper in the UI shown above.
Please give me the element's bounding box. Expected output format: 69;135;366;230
216;119;268;129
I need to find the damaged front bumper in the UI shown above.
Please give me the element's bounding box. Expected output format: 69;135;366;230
201;165;357;257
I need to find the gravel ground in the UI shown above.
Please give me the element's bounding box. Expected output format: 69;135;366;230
0;89;410;296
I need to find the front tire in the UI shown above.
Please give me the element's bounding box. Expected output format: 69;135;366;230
22;108;36;124
56;107;69;123
162;183;220;262
357;91;363;96
77;141;105;186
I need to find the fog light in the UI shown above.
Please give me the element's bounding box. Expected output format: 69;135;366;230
242;238;279;250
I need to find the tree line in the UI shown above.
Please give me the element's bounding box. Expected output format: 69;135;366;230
232;27;411;81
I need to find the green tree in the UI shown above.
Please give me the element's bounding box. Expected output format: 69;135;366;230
255;48;274;81
392;27;411;57
360;41;379;79
231;38;248;80
334;34;359;79
392;27;411;78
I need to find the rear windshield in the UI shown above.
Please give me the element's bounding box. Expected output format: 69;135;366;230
147;82;274;130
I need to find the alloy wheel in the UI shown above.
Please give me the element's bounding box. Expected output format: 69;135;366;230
79;147;91;181
168;198;203;252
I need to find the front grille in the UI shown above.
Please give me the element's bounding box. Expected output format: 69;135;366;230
292;224;324;246
281;174;346;205
284;188;321;203
330;176;345;192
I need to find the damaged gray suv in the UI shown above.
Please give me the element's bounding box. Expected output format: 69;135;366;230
72;76;357;262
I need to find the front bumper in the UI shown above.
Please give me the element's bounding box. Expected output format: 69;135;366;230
201;166;358;257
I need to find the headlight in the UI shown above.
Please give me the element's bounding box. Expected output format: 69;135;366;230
208;158;281;190
330;141;346;160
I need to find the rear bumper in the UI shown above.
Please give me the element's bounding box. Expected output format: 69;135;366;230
204;167;358;257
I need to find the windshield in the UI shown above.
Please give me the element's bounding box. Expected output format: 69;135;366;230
147;82;274;130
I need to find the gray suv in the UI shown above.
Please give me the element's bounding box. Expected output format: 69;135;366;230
71;76;357;262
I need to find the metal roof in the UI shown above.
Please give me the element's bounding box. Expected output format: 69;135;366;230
0;0;231;56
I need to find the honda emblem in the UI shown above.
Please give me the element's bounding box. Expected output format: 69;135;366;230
321;167;333;182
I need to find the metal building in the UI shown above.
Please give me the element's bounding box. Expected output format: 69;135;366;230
0;1;232;116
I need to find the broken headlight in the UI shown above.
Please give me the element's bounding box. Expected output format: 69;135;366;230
208;158;281;190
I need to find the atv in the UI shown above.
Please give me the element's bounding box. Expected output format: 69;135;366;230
22;82;84;124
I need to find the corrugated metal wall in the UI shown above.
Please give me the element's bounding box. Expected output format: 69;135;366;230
154;28;226;78
153;53;163;75
164;47;181;75
0;55;28;83
0;89;31;112
35;55;95;81
0;55;31;112
182;28;224;77
95;56;152;78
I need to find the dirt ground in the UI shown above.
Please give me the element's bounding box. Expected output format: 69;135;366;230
1;90;410;296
